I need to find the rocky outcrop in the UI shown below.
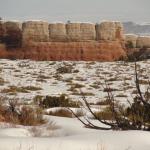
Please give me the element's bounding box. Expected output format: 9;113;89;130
115;22;124;40
0;21;5;43
49;23;67;41
96;22;115;41
136;36;150;48
3;21;22;48
125;34;150;48
80;23;96;41
22;21;49;46
96;21;124;41
23;21;124;43
0;41;126;61
0;20;127;61
125;34;138;48
66;23;81;41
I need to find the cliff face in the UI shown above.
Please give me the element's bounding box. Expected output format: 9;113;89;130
0;41;125;61
125;34;150;48
22;21;49;46
0;21;5;43
0;20;126;61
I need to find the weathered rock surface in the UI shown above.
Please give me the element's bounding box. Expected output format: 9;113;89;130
115;22;124;40
0;41;126;61
22;21;49;45
96;21;116;41
125;34;138;48
0;43;5;50
3;21;22;48
0;21;5;43
80;23;96;41
0;20;128;61
49;23;67;41
66;23;81;41
96;21;124;41
136;36;150;48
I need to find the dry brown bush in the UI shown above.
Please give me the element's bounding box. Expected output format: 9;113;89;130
0;97;46;126
47;108;73;118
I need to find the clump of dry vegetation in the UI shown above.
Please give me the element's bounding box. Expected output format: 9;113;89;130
0;97;46;126
95;99;110;105
56;64;73;74
34;94;81;108
67;83;85;92
0;77;6;86
1;85;42;94
47;108;73;118
94;106;116;120
47;108;84;118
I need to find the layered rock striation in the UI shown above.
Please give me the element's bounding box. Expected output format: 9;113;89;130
0;20;127;61
22;21;49;46
125;34;150;48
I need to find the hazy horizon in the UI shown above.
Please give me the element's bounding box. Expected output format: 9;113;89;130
0;0;150;23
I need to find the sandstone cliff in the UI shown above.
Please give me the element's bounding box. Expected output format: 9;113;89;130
0;20;126;61
125;34;138;48
0;41;126;61
125;34;150;48
49;23;67;41
0;21;5;43
22;21;49;46
136;36;150;48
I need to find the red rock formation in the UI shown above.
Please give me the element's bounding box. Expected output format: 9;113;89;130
0;21;5;43
3;21;22;48
0;41;126;61
0;20;127;61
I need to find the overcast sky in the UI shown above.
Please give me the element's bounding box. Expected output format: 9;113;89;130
0;0;149;23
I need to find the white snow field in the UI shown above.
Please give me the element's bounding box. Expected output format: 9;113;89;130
0;59;150;150
0;116;150;150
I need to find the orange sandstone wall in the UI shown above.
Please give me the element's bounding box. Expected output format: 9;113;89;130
0;41;126;61
0;20;127;61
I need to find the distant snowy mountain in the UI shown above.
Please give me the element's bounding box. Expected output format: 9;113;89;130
123;22;150;35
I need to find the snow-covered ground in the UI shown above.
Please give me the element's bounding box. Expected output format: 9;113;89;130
0;116;150;150
0;59;150;150
0;59;150;104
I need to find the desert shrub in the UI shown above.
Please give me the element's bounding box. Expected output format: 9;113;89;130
18;106;45;126
126;96;150;128
47;108;73;118
0;77;6;86
94;107;115;120
73;69;79;73
56;65;73;74
23;86;42;91
1;86;29;93
47;108;84;118
67;83;85;92
95;99;110;105
103;87;119;92
1;86;42;94
0;97;46;126
36;94;80;108
126;47;150;62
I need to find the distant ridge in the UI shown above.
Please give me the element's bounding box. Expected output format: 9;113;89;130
123;22;150;35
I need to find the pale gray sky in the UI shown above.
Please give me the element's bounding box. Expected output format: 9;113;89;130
0;0;149;23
